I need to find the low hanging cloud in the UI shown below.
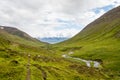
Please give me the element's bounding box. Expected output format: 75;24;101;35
0;0;120;38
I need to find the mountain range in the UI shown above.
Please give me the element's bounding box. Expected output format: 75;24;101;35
39;37;68;44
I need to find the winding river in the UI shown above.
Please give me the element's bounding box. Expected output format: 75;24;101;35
62;54;101;68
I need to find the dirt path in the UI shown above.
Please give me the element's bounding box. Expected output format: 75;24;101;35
26;54;31;80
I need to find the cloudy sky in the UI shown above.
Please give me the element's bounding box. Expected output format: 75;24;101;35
0;0;120;38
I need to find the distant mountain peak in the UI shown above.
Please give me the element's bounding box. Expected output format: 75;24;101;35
38;37;68;44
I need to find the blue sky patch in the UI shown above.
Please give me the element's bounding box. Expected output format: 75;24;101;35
93;5;114;14
54;22;83;31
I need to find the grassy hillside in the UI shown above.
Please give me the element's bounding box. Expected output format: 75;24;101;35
55;6;120;79
0;26;107;80
61;6;120;43
1;26;42;42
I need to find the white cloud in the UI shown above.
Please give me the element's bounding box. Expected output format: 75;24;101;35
75;9;106;26
0;0;120;38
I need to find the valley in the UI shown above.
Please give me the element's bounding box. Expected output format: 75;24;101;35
0;5;120;80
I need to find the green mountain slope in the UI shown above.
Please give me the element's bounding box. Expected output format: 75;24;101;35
62;6;120;44
0;26;106;80
0;26;42;42
56;6;120;79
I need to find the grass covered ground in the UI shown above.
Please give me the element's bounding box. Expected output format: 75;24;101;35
55;38;120;79
0;43;108;80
